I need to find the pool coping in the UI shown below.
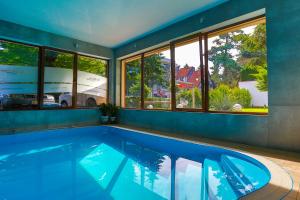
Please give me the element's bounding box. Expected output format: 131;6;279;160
109;125;293;200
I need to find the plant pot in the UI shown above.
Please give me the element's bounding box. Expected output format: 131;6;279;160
101;116;109;124
110;116;117;123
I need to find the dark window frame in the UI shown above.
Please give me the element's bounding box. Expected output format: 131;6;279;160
0;39;109;111
121;15;268;115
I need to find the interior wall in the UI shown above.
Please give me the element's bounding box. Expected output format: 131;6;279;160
115;0;300;152
0;20;114;132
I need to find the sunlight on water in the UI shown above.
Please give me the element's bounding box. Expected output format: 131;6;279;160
0;127;270;200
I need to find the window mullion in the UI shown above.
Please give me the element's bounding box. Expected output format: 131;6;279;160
72;53;78;108
141;53;145;110
170;43;176;111
204;34;209;112
37;47;45;109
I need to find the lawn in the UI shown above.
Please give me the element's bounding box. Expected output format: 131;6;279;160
241;108;268;113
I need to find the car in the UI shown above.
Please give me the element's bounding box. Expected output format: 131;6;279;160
59;92;106;107
0;94;56;109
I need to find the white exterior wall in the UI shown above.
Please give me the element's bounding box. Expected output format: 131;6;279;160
239;81;268;107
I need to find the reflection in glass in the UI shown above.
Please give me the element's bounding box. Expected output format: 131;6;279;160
0;40;39;110
43;49;74;108
144;49;171;110
77;56;107;107
175;39;202;109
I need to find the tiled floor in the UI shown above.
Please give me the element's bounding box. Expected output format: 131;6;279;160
114;125;300;200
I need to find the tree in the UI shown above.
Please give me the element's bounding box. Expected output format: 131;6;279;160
208;31;243;87
0;41;38;66
236;23;267;91
144;54;169;90
126;53;169;98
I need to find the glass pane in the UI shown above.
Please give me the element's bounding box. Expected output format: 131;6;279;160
123;57;141;108
144;49;171;110
77;55;107;107
43;49;74;108
208;21;268;113
175;39;202;109
0;40;39;110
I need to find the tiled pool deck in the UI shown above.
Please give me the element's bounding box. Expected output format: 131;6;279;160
114;125;300;200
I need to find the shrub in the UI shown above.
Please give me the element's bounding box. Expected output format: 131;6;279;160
125;96;141;108
209;85;252;111
231;87;252;107
209;84;234;111
99;103;109;116
176;88;202;108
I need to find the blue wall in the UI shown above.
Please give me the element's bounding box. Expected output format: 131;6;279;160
115;0;300;152
0;20;114;132
0;109;100;134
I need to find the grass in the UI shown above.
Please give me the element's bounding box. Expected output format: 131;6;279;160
241;108;268;113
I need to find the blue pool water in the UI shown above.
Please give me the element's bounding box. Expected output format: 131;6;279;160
0;126;270;200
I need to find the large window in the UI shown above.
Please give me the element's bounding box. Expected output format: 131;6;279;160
207;18;267;113
122;56;142;109
77;55;108;107
43;49;74;108
0;40;109;111
144;48;171;110
121;17;268;114
0;40;39;110
175;38;203;109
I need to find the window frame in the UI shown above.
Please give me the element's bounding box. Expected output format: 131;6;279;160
76;54;109;108
143;46;172;111
120;15;268;115
0;39;109;111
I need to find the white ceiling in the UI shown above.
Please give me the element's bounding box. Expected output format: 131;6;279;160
0;0;227;48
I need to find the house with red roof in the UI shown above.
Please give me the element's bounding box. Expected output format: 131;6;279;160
176;64;202;90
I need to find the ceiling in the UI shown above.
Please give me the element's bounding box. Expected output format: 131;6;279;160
0;0;227;48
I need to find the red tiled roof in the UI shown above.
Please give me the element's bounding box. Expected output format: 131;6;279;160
188;70;201;87
175;65;201;89
176;66;191;79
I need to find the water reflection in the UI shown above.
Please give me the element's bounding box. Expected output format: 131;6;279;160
0;129;269;200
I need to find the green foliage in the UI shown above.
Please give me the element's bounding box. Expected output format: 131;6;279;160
49;52;73;69
237;23;268;91
125;97;141;108
209;85;252;111
126;53;170;101
145;97;171;109
78;56;107;76
176;88;202;108
237;24;267;66
50;53;107;76
209;85;234;111
208;31;242;87
231;87;251;107
107;103;119;117
209;23;268;91
252;67;268;91
240;65;259;81
0;41;38;66
144;54;169;89
99;103;109;116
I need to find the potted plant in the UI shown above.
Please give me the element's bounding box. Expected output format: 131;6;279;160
99;103;109;124
108;104;119;123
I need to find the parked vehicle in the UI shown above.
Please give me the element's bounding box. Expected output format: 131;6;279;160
59;92;106;107
0;94;56;109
